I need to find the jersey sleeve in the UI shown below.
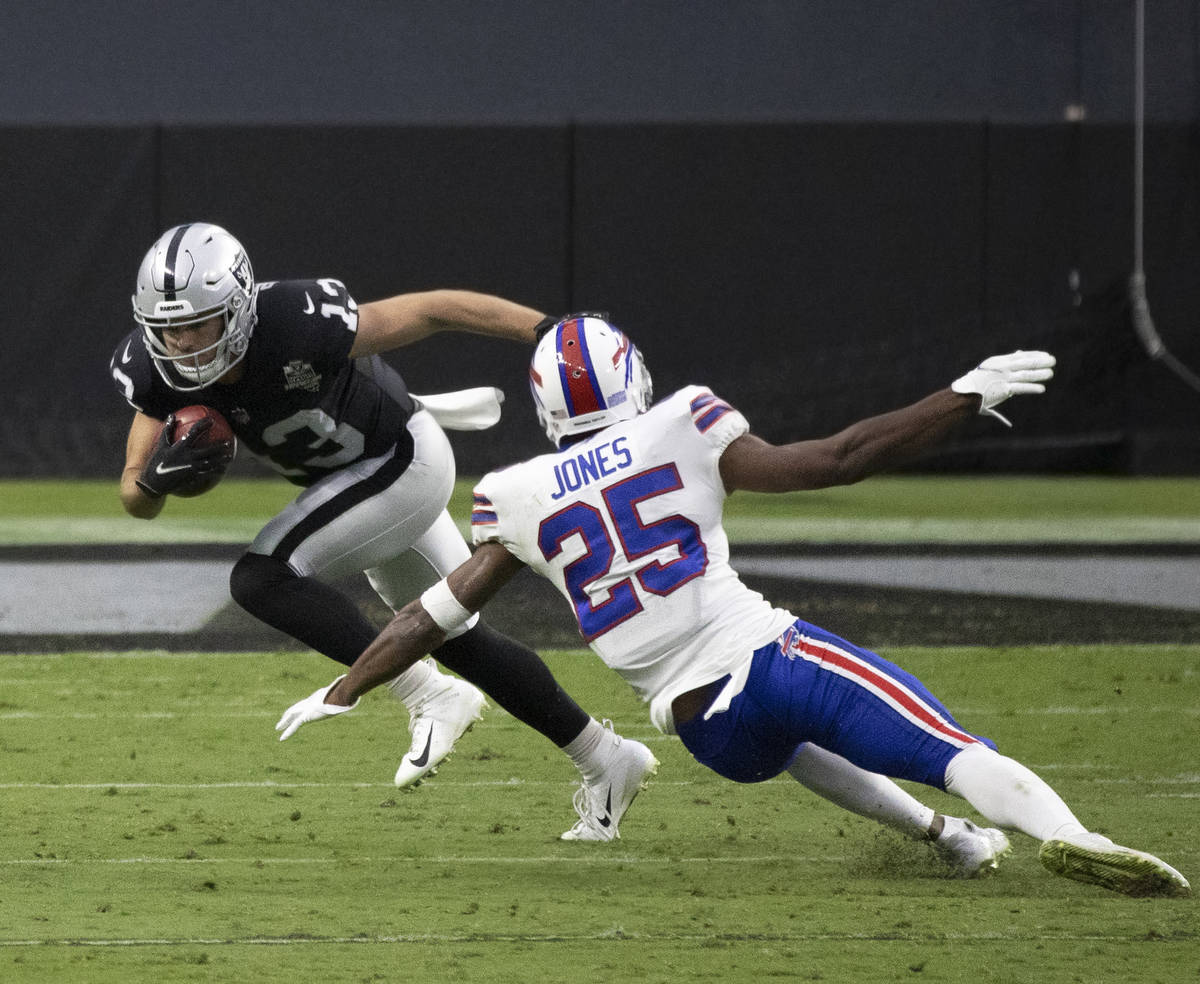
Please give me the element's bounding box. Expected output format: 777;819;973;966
470;474;507;548
108;330;170;417
469;466;534;560
255;278;360;367
681;386;750;453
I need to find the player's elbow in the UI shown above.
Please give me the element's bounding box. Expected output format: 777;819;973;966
120;483;161;519
778;441;865;492
722;435;858;493
805;432;879;488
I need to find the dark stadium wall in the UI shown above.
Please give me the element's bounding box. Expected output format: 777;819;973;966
3;2;1197;125
5;120;1198;477
3;2;1198;476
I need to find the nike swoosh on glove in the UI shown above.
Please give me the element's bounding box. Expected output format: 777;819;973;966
276;676;360;741
951;350;1055;427
134;415;232;498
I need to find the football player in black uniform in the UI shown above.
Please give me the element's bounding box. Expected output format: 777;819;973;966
110;222;654;838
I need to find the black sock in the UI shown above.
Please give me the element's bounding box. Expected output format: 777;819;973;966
433;622;590;747
229;553;376;667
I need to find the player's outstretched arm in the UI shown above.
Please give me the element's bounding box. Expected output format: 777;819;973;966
720;350;1055;494
720;389;975;493
350;290;546;356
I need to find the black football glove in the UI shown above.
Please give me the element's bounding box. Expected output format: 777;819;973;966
532;311;611;342
135;415;231;499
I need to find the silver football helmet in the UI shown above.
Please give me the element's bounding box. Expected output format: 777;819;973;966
131;223;257;391
529;315;653;447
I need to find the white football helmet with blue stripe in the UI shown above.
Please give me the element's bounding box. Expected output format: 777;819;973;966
529;315;653;447
131;222;257;391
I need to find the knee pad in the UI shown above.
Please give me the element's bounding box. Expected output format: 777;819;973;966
229;552;296;610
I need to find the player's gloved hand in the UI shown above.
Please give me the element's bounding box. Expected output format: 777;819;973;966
532;311;611;341
134;414;228;498
951;350;1056;427
275;676;360;741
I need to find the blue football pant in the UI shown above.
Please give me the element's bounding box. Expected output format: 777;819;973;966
676;619;995;787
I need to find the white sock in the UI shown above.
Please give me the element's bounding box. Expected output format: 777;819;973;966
787;744;937;837
944;744;1084;841
561;718;611;783
384;657;446;709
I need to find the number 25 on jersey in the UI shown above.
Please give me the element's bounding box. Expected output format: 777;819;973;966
537;464;708;640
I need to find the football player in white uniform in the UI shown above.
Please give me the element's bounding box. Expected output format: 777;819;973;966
112;226;656;836
278;315;1189;895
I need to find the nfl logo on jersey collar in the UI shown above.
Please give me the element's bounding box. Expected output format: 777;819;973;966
282;359;321;392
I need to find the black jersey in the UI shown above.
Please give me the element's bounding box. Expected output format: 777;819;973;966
110;278;416;486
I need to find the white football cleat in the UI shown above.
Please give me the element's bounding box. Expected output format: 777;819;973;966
1038;832;1191;898
394;677;487;788
561;732;659;842
932;816;1012;878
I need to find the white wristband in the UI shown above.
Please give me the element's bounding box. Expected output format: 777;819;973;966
419;578;473;633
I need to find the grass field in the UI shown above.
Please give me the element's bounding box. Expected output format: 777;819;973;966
1;647;1197;983
2;477;1198;982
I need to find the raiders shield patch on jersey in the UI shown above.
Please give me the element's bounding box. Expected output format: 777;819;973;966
283;360;321;392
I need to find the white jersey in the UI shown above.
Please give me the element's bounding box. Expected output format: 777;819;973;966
472;386;794;733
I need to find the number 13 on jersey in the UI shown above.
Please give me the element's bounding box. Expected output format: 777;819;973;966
537;464;708;640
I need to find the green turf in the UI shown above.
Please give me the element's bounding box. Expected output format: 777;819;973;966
1;646;1196;983
4;476;1200;544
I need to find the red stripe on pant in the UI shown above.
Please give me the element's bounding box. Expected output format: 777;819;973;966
795;635;978;747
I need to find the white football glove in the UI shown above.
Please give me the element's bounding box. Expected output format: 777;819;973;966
951;350;1055;427
275;675;360;741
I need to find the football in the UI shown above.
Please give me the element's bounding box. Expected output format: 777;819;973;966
164;405;237;497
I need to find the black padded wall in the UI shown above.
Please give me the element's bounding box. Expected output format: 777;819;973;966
3;122;1197;477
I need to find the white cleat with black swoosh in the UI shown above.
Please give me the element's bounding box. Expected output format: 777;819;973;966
561;728;658;842
394;676;487;788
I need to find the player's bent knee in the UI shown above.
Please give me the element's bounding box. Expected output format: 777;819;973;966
229;552;296;611
945;743;1042;800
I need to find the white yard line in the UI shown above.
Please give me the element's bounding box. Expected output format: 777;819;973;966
2;773;1194;791
0;928;1140;947
8;515;1200;545
2;853;840;866
0;779;687;790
